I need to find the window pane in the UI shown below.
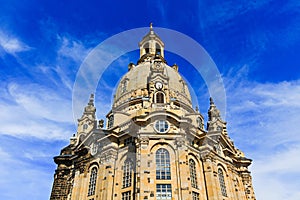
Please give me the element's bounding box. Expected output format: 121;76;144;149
218;168;227;197
192;191;200;200
123;160;133;188
156;149;171;180
189;159;198;189
155;120;169;133
122;191;131;200
156;184;172;200
88;167;97;196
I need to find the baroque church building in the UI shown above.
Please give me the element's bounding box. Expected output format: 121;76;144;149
50;26;256;200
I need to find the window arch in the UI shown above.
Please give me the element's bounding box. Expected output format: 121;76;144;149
121;79;128;94
88;167;98;196
108;115;114;129
196;117;203;129
155;92;165;103
144;43;150;54
218;168;227;197
83;124;88;130
155;43;161;55
189;159;198;188
156;148;171;179
122;159;133;188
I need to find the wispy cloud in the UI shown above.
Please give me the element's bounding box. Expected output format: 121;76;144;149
252;144;300;199
0;138;60;200
0;82;74;140
35;35;92;91
223;66;300;199
198;0;273;28
8;83;73;123
225;67;300;150
57;36;91;63
0;30;31;55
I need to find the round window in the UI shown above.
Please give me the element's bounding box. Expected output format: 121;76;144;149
154;120;169;133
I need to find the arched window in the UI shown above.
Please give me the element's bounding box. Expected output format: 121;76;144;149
218;168;227;197
196;117;202;129
83;124;88;130
121;80;127;94
155;92;165;103
156;148;171;180
144;43;150;54
156;43;161;55
180;80;186;93
122;159;133;188
189;159;198;188
88;167;98;196
108;115;114;129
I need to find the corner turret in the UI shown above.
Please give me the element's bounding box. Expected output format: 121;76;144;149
77;94;97;134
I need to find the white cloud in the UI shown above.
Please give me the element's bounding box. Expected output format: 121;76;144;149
0;30;30;55
0;34;100;140
0;144;55;200
0;82;74;140
223;67;300;200
252;144;300;199
198;0;273;28
8;83;73;123
36;36;92;92
0;29;105;200
224;66;300;146
58;36;91;63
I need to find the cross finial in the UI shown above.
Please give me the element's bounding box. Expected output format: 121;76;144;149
150;22;153;30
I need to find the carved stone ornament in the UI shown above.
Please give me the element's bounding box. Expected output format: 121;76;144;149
175;137;185;147
90;143;98;156
139;136;149;145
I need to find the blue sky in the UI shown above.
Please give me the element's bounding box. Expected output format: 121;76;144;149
0;0;300;199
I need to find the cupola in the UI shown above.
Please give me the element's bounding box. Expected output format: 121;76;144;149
139;23;165;58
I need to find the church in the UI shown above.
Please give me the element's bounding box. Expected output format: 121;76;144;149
50;25;256;200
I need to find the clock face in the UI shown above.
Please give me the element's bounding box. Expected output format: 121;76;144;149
155;81;163;90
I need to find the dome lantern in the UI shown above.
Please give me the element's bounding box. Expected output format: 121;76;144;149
139;23;165;58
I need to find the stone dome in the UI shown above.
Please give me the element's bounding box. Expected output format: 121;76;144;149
113;56;192;110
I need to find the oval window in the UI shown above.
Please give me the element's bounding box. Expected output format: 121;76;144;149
154;120;169;133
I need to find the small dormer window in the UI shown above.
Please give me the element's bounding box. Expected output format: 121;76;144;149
182;82;186;93
83;124;88;130
196;117;202;129
108;115;114;129
121;80;127;94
